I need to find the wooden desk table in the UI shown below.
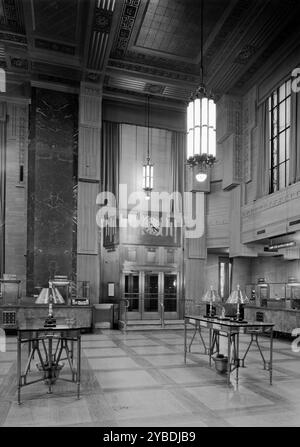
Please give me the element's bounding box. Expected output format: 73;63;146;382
184;315;274;386
17;322;82;404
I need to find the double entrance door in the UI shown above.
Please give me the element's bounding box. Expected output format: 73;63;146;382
123;271;179;320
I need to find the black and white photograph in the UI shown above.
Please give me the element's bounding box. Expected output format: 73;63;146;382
0;0;300;433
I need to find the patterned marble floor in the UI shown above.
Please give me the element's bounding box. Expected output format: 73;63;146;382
0;329;300;427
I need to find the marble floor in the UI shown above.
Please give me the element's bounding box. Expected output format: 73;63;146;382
0;328;300;427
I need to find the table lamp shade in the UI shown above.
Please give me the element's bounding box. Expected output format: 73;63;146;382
226;284;249;304
201;285;221;303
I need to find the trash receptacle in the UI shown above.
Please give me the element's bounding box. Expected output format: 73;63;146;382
93;304;114;329
112;304;119;329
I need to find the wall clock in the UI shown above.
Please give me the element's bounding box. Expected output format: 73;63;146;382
142;216;161;236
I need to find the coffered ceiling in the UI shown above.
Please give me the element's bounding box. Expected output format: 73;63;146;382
1;0;300;105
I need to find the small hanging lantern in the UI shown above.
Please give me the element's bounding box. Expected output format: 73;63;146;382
142;158;153;200
143;95;154;200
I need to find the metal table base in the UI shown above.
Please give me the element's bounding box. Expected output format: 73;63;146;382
17;325;82;404
184;316;274;386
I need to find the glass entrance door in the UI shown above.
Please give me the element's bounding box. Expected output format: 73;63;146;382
123;271;180;320
163;273;178;319
143;273;160;319
124;273;140;319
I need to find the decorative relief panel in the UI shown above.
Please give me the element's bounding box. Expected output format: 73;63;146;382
77;182;100;254
242;86;257;183
78;126;100;180
79;84;102;127
217;95;242;144
241;182;300;243
217;95;242;191
222;134;242;190
243;127;251;184
17;105;28;185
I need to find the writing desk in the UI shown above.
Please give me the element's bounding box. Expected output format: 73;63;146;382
17;322;82;404
184;315;274;386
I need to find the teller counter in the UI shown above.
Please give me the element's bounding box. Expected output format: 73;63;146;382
0;303;92;332
244;305;300;335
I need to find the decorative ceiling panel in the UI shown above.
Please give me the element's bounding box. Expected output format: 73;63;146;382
33;0;78;42
134;0;230;60
0;0;25;34
112;0;142;58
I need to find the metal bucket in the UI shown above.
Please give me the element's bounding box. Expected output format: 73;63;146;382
213;355;228;374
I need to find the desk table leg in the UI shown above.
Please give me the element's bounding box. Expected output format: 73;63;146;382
236;332;239;387
48;336;53;394
77;335;81;399
184;318;187;364
209;329;212;367
227;334;231;386
17;332;21;405
270;329;273;385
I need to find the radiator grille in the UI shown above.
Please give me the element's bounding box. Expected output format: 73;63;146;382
2;311;16;325
256;311;264;322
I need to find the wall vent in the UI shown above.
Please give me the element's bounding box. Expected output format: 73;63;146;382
289;219;300;227
257;229;266;235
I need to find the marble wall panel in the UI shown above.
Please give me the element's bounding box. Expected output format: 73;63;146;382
27;88;78;293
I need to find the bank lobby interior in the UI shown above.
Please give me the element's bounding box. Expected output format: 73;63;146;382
1;0;300;428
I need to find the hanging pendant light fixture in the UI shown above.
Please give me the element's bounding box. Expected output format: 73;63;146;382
186;0;216;182
142;95;153;200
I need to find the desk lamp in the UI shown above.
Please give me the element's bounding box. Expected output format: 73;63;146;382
201;285;221;317
226;284;249;321
44;285;57;328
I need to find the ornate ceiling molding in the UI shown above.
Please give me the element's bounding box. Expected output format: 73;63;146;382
108;59;198;84
0;31;26;45
35;38;76;55
111;0;141;59
103;84;184;105
86;1;117;74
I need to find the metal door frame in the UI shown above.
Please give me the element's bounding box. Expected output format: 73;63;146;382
163;271;179;320
122;270;180;321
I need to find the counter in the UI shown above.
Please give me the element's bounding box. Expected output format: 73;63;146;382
0;303;93;331
244;304;300;334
